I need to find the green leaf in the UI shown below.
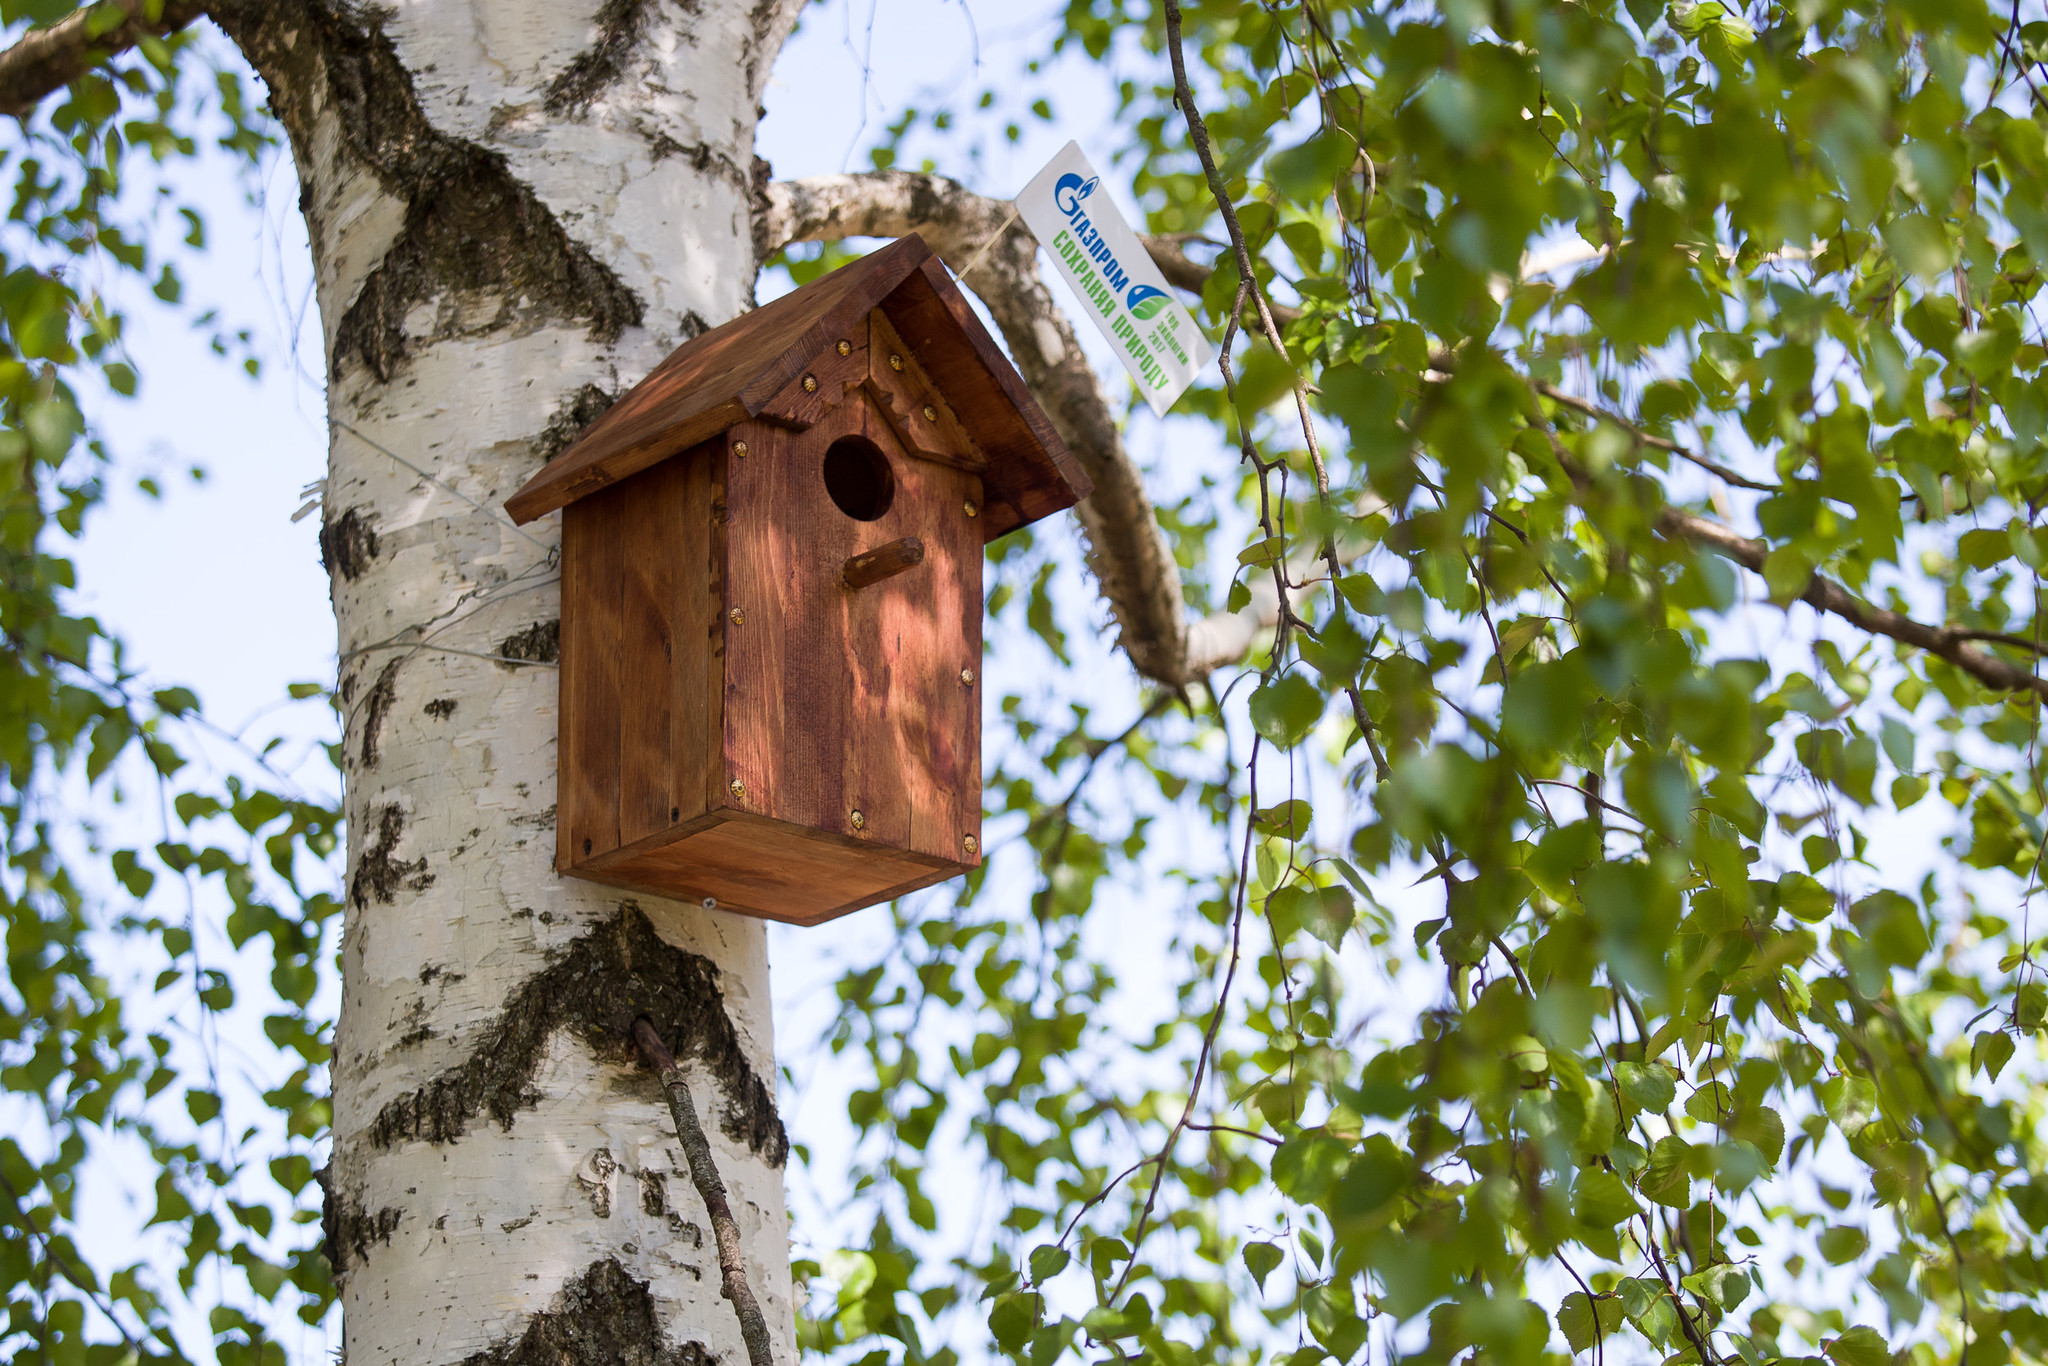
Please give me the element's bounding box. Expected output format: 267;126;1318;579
1818;1226;1868;1266
1250;674;1324;749
1615;1061;1677;1112
1639;1136;1694;1209
1254;800;1312;840
989;1292;1040;1350
1973;1029;2015;1081
1556;1292;1622;1353
1243;1241;1283;1292
1824;1326;1893;1366
1681;1263;1750;1312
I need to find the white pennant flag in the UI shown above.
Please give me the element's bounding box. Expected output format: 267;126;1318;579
1015;141;1210;416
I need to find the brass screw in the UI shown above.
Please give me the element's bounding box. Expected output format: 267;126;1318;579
960;668;976;686
850;809;866;831
888;354;904;372
734;440;748;458
922;404;938;422
729;778;745;801
836;339;852;356
729;607;746;626
802;374;819;393
963;834;979;856
963;499;979;519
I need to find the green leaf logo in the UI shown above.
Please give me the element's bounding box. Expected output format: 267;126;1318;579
1126;285;1169;320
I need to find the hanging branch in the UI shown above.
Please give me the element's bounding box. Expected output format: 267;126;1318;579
0;0;207;119
632;1018;777;1366
1655;501;2048;700
1158;0;1389;779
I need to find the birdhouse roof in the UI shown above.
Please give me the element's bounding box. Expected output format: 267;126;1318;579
505;233;1090;538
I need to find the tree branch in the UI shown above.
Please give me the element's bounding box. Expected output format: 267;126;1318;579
633;1019;776;1366
1536;381;1780;494
1656;501;2048;699
0;0;205;120
758;171;1192;684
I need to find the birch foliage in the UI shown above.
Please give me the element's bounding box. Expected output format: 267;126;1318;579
3;3;2048;1366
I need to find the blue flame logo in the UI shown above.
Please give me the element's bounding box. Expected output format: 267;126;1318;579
1053;172;1099;213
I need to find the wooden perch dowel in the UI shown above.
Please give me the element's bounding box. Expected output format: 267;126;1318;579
842;536;925;589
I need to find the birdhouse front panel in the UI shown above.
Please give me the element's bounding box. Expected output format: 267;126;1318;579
507;233;1092;925
723;405;983;866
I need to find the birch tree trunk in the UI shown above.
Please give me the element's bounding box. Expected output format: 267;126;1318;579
206;2;804;1362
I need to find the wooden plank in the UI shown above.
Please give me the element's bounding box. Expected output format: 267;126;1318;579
768;412;846;839
830;402;981;865
559;495;625;869
677;438;728;825
616;460;682;846
506;237;936;524
720;422;794;831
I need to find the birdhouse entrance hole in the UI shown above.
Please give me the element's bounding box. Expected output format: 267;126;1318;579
822;435;895;521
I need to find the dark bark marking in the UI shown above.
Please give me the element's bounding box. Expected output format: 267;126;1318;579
460;1259;715;1366
319;505;381;581
350;803;434;909
361;657;402;767
320;1169;401;1277
545;0;657;115
214;1;644;385
424;697;458;719
639;1169;666;1216
535;384;617;469
499;620;561;666
367;907;788;1166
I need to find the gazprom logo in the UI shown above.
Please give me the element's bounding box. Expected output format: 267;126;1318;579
1053;172;1099;211
1127;285;1169;320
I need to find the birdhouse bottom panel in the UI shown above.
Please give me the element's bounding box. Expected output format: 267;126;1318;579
574;812;970;926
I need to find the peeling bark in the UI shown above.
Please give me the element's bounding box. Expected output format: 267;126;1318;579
360;657;402;767
322;1188;403;1277
349;802;433;909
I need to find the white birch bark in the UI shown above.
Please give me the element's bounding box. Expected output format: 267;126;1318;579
209;2;806;1362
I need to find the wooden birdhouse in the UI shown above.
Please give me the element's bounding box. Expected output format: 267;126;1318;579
505;234;1090;926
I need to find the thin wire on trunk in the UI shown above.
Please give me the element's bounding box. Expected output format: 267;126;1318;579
633;1018;777;1366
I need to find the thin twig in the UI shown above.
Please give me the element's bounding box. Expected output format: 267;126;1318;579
0;1169;146;1352
633;1019;776;1366
1535;381;1779;493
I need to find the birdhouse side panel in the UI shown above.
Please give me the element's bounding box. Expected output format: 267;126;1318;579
721;400;983;876
557;445;728;876
557;494;624;871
